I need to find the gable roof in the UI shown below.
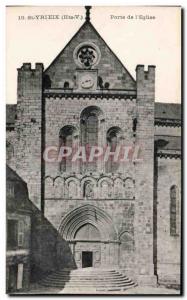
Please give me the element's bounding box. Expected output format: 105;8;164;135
44;20;136;90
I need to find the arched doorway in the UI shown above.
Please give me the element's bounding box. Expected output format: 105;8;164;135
58;204;119;268
74;223;101;268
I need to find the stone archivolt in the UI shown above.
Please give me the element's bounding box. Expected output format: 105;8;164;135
58;204;118;241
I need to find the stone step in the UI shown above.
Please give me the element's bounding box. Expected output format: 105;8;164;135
41;274;130;281
61;286;137;293
42;282;135;289
41;279;132;286
54;269;118;275
64;280;134;286
45;274;128;280
41;276;129;282
40;268;137;292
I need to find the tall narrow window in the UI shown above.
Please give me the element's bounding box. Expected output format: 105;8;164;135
59;126;77;173
80;106;102;172
106;127;122;173
18;220;24;247
7;219;18;249
170;185;179;236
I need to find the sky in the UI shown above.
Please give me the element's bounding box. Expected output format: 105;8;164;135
6;6;181;103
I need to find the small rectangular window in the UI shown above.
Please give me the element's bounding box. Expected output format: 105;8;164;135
18;220;24;247
7;182;14;197
7;220;18;249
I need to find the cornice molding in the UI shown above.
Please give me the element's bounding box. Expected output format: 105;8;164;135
155;119;181;128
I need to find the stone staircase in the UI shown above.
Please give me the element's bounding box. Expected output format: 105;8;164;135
40;267;137;293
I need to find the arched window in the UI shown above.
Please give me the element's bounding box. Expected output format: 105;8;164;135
106;127;122;173
80;106;103;172
59;126;77;172
170;185;179;236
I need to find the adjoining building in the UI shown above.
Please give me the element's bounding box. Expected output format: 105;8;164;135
6;165;32;293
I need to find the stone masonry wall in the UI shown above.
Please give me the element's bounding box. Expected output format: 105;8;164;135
45;21;136;90
45;199;135;270
44;96;136;177
43;96;137;270
13;63;44;209
134;65;156;285
156;157;181;285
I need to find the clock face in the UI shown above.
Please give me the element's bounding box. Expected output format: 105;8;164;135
81;75;94;89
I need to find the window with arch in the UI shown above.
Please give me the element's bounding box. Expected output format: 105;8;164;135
59;125;77;173
170;185;179;236
80;106;103;172
106;127;122;173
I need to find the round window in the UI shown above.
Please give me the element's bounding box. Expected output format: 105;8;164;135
73;42;101;69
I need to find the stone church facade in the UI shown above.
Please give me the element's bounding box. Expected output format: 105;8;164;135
6;7;181;288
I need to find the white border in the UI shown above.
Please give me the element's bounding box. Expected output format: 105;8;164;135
1;1;185;300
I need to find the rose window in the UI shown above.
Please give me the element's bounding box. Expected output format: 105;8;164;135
77;46;97;68
74;42;101;69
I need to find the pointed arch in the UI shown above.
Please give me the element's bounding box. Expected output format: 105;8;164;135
74;223;100;241
58;204;117;241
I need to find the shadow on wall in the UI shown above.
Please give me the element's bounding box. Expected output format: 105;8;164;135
28;201;76;283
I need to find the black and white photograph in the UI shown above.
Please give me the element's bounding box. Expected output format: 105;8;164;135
5;5;182;295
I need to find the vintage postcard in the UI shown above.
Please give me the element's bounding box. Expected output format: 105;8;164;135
6;6;182;295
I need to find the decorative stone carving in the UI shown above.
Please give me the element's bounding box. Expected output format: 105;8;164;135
73;42;101;69
78;46;97;68
84;181;94;199
101;180;112;199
